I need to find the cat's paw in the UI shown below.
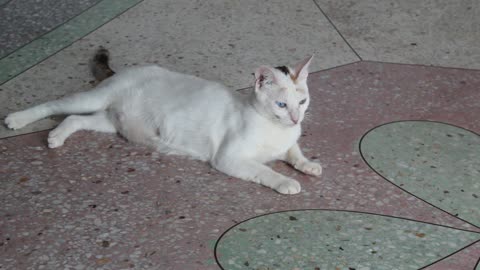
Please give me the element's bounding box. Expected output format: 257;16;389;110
295;161;322;177
275;179;301;195
48;127;68;148
4;111;31;130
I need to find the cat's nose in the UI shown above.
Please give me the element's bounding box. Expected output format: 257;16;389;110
290;116;298;124
289;112;299;124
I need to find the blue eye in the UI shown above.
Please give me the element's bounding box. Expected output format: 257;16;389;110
275;101;287;108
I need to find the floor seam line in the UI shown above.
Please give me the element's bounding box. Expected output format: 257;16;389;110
311;0;362;61
363;59;480;72
0;0;105;62
0;0;145;86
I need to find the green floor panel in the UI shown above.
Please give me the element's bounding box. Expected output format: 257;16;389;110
360;121;480;227
0;0;142;85
215;210;480;270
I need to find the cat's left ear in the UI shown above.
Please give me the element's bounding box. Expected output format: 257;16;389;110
254;66;277;91
293;55;314;82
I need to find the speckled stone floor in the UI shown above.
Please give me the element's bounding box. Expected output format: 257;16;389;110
1;1;480;270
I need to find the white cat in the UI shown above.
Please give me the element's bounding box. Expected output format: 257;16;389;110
4;49;322;194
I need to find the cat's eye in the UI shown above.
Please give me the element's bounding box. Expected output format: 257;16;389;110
275;101;287;108
299;99;307;105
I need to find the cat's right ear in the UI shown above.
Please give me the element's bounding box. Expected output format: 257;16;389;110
254;66;276;91
293;55;314;82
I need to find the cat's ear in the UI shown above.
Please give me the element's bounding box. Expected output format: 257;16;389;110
254;66;277;91
293;55;314;81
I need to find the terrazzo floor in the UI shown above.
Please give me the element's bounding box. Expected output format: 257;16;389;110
1;1;479;270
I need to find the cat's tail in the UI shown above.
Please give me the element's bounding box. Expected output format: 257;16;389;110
91;47;116;81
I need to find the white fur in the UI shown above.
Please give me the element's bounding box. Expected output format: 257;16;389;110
4;56;322;194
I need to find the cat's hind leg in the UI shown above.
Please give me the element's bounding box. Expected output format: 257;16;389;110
48;111;116;148
5;86;112;130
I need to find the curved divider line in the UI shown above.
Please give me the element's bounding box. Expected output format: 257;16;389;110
358;119;480;230
420;239;479;270
0;0;144;85
213;208;480;270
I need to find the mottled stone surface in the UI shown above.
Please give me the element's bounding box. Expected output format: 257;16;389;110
0;0;143;84
314;0;480;69
215;210;480;270
0;0;358;137
0;0;101;58
423;241;480;270
1;62;480;269
361;121;480;227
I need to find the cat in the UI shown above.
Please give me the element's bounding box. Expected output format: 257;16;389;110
4;48;322;194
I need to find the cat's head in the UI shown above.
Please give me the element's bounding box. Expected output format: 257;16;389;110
253;55;313;127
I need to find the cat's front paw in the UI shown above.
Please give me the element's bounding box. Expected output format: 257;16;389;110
295;161;322;177
275;179;301;195
4;111;31;130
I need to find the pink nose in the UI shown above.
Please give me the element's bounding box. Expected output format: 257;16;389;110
289;112;299;124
